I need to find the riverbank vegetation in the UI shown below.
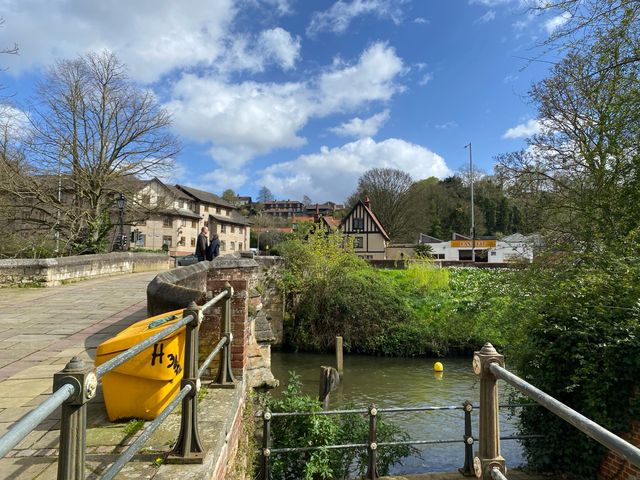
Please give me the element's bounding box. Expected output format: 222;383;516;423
278;230;516;356
261;373;414;479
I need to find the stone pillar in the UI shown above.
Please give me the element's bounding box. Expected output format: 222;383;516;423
473;343;506;479
201;257;258;379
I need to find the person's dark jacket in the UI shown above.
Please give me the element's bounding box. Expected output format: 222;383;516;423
206;239;220;261
195;232;208;261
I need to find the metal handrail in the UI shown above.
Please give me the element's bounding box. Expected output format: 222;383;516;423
0;383;76;458
259;401;539;480
198;336;228;379
96;313;194;378
491;466;509;480
200;289;229;313
489;362;640;469
0;282;236;480
100;383;193;480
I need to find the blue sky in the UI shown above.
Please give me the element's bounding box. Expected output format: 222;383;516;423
0;0;567;203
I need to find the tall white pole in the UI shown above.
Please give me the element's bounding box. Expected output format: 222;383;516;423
465;143;476;262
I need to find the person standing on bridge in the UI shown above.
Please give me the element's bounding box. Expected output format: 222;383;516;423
206;233;220;260
195;226;209;262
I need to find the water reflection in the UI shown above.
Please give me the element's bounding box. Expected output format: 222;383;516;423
270;352;525;475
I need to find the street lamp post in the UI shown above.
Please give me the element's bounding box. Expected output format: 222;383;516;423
116;193;126;251
465;143;476;262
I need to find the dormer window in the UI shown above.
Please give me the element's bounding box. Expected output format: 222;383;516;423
353;217;364;230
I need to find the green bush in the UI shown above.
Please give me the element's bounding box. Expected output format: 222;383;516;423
506;239;640;478
279;231;515;355
264;373;414;479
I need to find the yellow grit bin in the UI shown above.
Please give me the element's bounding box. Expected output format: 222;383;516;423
95;309;186;421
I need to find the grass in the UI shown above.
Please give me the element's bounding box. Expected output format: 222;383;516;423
122;418;145;436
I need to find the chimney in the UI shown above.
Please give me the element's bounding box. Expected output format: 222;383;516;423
364;196;371;208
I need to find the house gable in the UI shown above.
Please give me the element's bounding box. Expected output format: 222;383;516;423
340;199;390;241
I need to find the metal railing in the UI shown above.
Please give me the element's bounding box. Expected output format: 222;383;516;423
0;283;235;480
472;343;640;479
258;401;542;480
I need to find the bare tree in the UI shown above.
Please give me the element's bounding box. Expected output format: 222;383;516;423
348;168;414;241
0;51;180;255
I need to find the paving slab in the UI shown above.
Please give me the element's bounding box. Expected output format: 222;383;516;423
0;271;162;479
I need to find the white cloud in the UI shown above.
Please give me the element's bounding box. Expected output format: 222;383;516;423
469;0;511;6
167;77;311;167
413;17;429;24
418;72;433;86
544;12;571;34
0;105;29;137
166;42;405;168
217;27;301;74
307;0;405;36
259;28;301;70
259;137;451;201
249;0;294;16
435;121;458;130
503;119;542;139
199;169;249;193
475;10;497;23
315;42;404;115
2;0;236;83
329;110;390;138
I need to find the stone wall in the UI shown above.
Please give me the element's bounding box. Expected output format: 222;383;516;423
0;252;170;287
254;256;285;346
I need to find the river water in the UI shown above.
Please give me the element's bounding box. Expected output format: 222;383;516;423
270;352;526;475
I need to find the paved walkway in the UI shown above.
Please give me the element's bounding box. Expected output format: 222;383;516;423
0;272;159;479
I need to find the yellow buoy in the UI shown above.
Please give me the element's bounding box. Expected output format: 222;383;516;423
433;361;444;372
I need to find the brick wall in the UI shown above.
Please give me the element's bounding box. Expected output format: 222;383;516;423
599;421;640;479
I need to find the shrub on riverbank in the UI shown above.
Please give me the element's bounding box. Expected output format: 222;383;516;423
506;241;640;478
262;373;414;479
278;232;515;356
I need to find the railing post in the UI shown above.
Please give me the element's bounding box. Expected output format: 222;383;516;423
215;282;236;387
366;403;378;480
168;302;205;463
53;356;97;480
261;409;272;480
473;343;506;479
459;400;475;476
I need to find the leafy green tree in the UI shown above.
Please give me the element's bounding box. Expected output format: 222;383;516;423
221;188;237;204
496;14;640;248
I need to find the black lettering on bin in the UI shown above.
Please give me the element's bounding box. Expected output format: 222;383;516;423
151;343;164;366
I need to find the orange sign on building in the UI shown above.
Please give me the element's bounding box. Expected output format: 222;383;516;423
450;239;496;248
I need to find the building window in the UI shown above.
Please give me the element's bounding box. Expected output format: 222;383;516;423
162;235;172;247
353;217;364;230
157;196;166;207
191;220;197;228
230;241;235;251
179;236;186;246
221;241;226;251
221;224;226;233
239;242;243;251
190;238;196;247
163;216;172;227
142;195;151;206
354;236;364;248
231;225;235;234
180;219;187;227
180;200;185;209
216;207;221;214
205;205;209;212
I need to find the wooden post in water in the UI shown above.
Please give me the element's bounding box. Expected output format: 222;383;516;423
319;366;340;410
336;336;344;378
